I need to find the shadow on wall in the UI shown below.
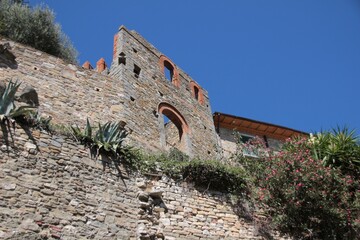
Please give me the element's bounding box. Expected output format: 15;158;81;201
0;43;18;69
0;118;38;154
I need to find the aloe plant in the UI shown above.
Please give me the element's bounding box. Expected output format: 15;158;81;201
71;118;93;145
71;119;129;159
94;121;128;156
0;80;35;122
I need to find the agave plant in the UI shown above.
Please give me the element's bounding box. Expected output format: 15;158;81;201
70;118;93;146
93;121;128;157
0;80;35;122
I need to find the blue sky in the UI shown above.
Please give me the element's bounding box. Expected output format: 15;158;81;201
31;0;360;135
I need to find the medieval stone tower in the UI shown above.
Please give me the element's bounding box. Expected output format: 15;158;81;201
108;26;220;158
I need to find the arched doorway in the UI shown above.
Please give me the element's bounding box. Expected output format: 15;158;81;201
158;102;191;155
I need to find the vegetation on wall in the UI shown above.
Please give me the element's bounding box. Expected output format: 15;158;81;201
0;0;78;63
124;147;247;194
0;80;35;123
5;106;359;239
69;120;359;239
71;119;129;161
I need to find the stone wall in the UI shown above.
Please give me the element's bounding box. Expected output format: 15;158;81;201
0;37;125;128
0;124;288;239
0;25;221;158
217;127;238;159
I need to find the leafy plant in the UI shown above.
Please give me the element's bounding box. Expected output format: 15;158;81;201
70;119;129;160
0;0;78;63
182;159;247;193
124;149;247;194
168;147;190;162
0;80;35;122
25;111;52;132
93;121;128;157
70;118;92;146
237;137;360;239
309;127;360;176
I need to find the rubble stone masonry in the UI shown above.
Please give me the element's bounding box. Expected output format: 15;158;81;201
0;125;282;239
0;25;221;158
0;26;289;239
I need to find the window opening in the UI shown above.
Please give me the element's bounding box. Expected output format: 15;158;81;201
194;86;199;100
159;103;190;154
118;52;126;65
237;133;258;158
163;112;183;145
164;115;170;125
164;60;174;81
133;64;141;78
239;134;253;143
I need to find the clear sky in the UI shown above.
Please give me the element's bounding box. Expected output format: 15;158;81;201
30;0;360;135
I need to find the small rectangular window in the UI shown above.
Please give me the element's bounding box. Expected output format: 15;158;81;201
133;64;141;78
239;135;253;143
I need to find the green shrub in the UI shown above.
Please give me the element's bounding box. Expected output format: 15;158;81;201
309;127;360;177
238;137;360;239
182;159;247;193
0;0;78;63
124;149;247;194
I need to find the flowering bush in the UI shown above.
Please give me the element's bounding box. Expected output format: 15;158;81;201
237;137;360;239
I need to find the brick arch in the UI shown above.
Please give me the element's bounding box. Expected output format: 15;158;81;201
158;102;189;136
158;55;180;87
189;81;204;105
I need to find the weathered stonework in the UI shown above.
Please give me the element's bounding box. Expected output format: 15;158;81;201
0;25;220;158
0;26;293;239
109;26;220;158
0;125;289;239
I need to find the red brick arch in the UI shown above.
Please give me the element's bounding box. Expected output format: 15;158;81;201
158;102;189;137
158;55;180;87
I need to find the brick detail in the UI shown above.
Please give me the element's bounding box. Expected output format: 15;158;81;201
96;58;107;73
82;61;93;70
158;102;189;134
158;55;180;88
113;33;119;59
189;81;204;105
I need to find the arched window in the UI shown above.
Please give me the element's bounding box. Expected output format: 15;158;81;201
159;55;180;87
189;81;204;105
158;102;190;154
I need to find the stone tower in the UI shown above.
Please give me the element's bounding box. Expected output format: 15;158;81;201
110;26;220;158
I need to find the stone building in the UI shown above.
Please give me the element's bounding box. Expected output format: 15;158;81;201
106;26;220;158
213;112;308;158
